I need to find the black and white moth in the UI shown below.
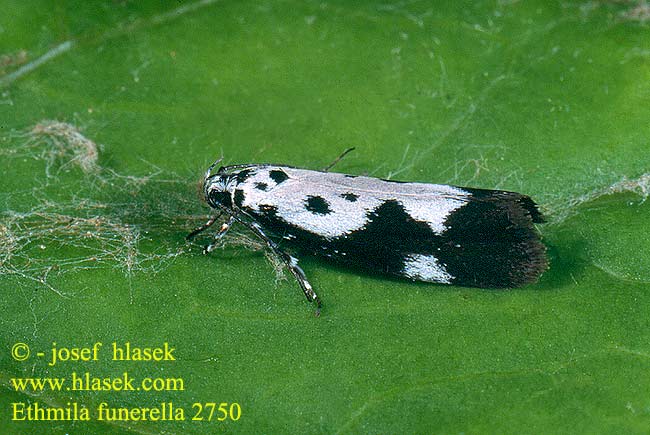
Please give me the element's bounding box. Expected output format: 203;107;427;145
188;155;547;313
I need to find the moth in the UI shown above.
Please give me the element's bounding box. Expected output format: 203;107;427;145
188;151;547;314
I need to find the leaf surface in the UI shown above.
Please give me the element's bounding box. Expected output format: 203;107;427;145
1;1;650;434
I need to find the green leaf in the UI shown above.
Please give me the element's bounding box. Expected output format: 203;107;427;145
2;1;650;434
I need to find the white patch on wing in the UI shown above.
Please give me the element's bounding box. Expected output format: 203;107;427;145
402;254;452;283
238;167;471;238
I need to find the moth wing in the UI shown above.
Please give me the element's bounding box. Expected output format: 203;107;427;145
238;166;546;288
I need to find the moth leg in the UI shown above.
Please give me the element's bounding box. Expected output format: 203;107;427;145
323;147;355;172
204;215;236;254
186;212;222;240
243;220;322;315
284;253;321;316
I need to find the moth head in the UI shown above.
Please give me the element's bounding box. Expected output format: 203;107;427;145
202;158;235;210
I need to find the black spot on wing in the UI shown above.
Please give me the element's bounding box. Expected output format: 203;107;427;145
305;196;331;215
233;189;245;207
249;199;438;278
340;200;436;275
235;169;254;183
269;169;289;184
341;192;359;202
255;182;268;191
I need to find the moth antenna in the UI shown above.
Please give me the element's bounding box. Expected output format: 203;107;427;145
205;157;225;180
323;147;355;172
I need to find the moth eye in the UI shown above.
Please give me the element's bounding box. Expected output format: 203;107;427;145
208;190;232;208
